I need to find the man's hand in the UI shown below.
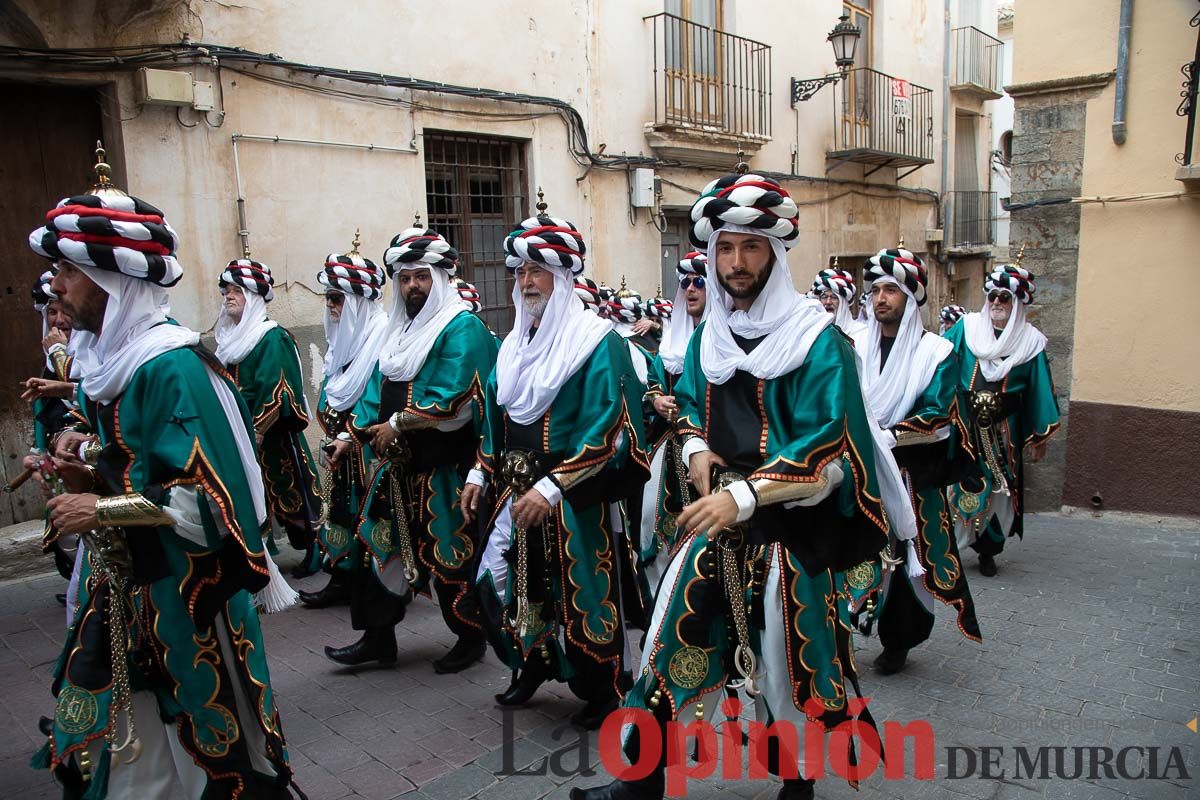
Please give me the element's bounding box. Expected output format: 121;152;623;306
327;438;352;469
631;318;657;336
368;421;398;454
21;378;75;402
1027;440;1048;463
512;489;551;530
47;493;100;534
652;395;678;420
461;483;483;524
676;492;739;540
43;328;69;352
54;460;97;494
53;432;94;463
688;450;727;497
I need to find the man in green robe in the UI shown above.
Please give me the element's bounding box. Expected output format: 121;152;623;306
214;257;321;574
639;252;707;592
853;247;981;676
298;248;389;609
461;199;649;730
26;166;300;798
945;263;1061;577
321;225;498;671
574;170;899;800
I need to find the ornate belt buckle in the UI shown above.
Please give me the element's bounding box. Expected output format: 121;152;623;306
712;468;748;543
970;389;1002;429
501;450;537;494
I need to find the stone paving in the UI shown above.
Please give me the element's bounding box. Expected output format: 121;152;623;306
0;511;1196;799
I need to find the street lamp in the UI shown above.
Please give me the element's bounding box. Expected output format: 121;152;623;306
789;14;863;107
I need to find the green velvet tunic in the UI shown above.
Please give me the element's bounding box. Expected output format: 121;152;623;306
230;326;321;550
39;346;292;798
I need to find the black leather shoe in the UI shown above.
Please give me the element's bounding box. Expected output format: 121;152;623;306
324;627;397;666
874;648;908;675
495;659;548;706
776;778;815;800
38;716;54;737
291;545;319;579
300;574;350;608
570;779;663;800
433;635;486;674
570;694;619;730
978;554;998;577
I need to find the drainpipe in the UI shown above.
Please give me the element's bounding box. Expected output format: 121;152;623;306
1112;0;1133;144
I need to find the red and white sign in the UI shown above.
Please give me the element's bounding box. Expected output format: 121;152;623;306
891;78;912;119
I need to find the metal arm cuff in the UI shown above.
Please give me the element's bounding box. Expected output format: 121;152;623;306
95;492;172;527
389;411;442;432
894;428;943;447
749;473;829;507
549;461;606;494
49;347;71;382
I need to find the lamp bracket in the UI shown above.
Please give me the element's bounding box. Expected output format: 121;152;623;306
790;74;841;106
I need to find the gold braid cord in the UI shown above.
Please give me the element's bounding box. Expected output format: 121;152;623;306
388;465;420;583
719;533;759;697
94;494;171;527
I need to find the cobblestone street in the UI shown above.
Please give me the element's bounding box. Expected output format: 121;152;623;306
1;512;1196;800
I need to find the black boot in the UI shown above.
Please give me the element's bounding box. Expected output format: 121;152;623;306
874;647;909;675
978;553;997;577
433;634;487;674
570;719;665;799
776;778;815;799
570;692;619;730
325;626;398;666
495;657;549;706
300;572;350;608
291;543;319;579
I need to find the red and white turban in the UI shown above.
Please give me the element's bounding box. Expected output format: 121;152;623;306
455;277;482;313
689;173;799;250
32;269;57;312
643;294;673;321
608;287;644;324
29;193;182;286
864;248;927;306
383;227;459;278
596;284;616;319
811;268;858;301
574;277;603;313
503;214;586;274
319;253;386;300
985;264;1036;304
220;258;275;301
940;304;966;326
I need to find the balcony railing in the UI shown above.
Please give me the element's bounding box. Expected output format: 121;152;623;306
645;13;772;141
947;190;996;249
829;67;935;174
951;26;1004;99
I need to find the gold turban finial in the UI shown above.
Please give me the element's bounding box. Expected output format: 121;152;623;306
734;148;748;175
350;228;362;257
1015;242;1027;267
413;212;422;228
616;274;634;299
832;255;840;269
87;141;127;198
535;187;548;215
242;243;252;259
898;234;905;250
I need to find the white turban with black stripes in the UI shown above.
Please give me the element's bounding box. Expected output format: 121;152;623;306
219;258;275;301
574;277;603;314
383;227;459;277
503;214;586;274
32;269;57;312
985;264;1036;304
689;173;799;250
677;250;708;279
608;287;644;324
940;304;966;326
810;268;857;301
29;193;182;286
455;277;482;313
643;293;673;321
864;248;928;306
319;253;386;301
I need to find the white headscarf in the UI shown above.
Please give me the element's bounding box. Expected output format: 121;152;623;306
322;291;388;412
855;277;953;429
659;279;705;376
68;265;199;404
494;265;612;425
834;296;868;343
213;287;278;367
962;293;1047;382
698;225;831;385
378;267;467;383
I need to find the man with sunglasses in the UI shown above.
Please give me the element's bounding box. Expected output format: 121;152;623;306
944;263;1060;577
639;252;708;590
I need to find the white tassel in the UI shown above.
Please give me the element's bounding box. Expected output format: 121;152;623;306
905;539;926;579
255;551;299;613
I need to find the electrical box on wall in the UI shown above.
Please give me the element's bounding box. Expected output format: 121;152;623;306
631;168;655;208
136;68;194;106
925;228;944;242
192;81;216;112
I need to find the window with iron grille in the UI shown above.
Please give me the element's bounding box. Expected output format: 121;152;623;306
423;132;528;335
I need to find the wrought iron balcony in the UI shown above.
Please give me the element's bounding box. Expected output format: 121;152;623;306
644;12;772;166
951;26;1004;100
946;190;996;251
828;67;935;177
